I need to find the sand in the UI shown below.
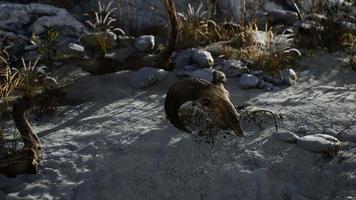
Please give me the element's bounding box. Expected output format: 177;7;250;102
0;51;355;200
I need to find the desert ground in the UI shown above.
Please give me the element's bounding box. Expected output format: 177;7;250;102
0;51;355;200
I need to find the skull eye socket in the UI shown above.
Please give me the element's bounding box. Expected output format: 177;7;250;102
199;98;213;112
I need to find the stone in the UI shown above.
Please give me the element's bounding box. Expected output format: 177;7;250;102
129;67;168;89
183;65;199;72
191;68;214;82
217;59;249;77
267;10;299;25
172;49;195;69
116;35;135;48
79;31;117;49
239;74;260;89
134;35;155;53
250;70;264;76
105;47;139;62
192;50;214;68
257;79;266;89
55;41;85;59
280;68;297;86
263;74;284;86
264;82;276;91
0;3;87;39
297;134;341;154
273;130;300;144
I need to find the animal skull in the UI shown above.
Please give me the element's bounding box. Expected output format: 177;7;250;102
164;71;243;137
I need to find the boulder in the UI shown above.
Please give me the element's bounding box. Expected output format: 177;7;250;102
192;50;214;68
239;74;260;89
267;10;299;25
273;130;300;144
280;68;297;86
0;3;87;40
297;134;341;154
172;49;196;69
79;31;117;50
104;47;140;62
190;68;215;82
134;35;155;53
217;59;249;77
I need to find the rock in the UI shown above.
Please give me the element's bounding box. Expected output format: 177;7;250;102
183;65;199;72
54;38;85;59
129;67;168;89
257;79;266;89
280;68;297;86
264;82;276;91
297;134;341;154
134;35;155;53
246;12;269;29
239;74;260;89
217;59;249;77
116;35;135;48
263;74;284;86
273;130;300;144
250;70;264;76
79;31;117;49
341;21;356;32
105;47;139;62
0;3;87;39
192;50;214;68
172;49;195;69
267;10;299;25
191;68;214;82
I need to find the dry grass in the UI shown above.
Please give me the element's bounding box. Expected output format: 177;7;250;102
177;3;239;49
296;0;354;50
219;23;301;76
30;26;59;67
84;0;125;34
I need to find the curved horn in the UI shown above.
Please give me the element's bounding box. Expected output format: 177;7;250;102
164;79;210;132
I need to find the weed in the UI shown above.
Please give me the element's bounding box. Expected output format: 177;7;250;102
19;57;58;99
30;26;59;67
177;3;239;49
84;0;125;34
220;23;300;76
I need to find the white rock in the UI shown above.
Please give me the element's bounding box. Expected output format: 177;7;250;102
217;59;249;77
280;68;297;86
134;35;155;52
297;134;341;154
274;130;300;143
172;49;196;69
192;50;214;68
239;74;260;89
191;68;214;82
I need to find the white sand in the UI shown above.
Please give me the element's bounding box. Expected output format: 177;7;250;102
0;51;355;200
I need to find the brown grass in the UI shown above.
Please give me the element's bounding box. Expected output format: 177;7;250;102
219;23;301;76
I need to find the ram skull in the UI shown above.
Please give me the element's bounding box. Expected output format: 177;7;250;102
164;71;244;137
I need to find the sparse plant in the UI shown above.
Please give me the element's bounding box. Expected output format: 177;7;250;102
221;23;301;76
177;3;239;49
0;48;21;119
84;0;125;34
296;0;354;50
18;57;58;99
30;26;59;67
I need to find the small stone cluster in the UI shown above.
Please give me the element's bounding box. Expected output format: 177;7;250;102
172;48;298;90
